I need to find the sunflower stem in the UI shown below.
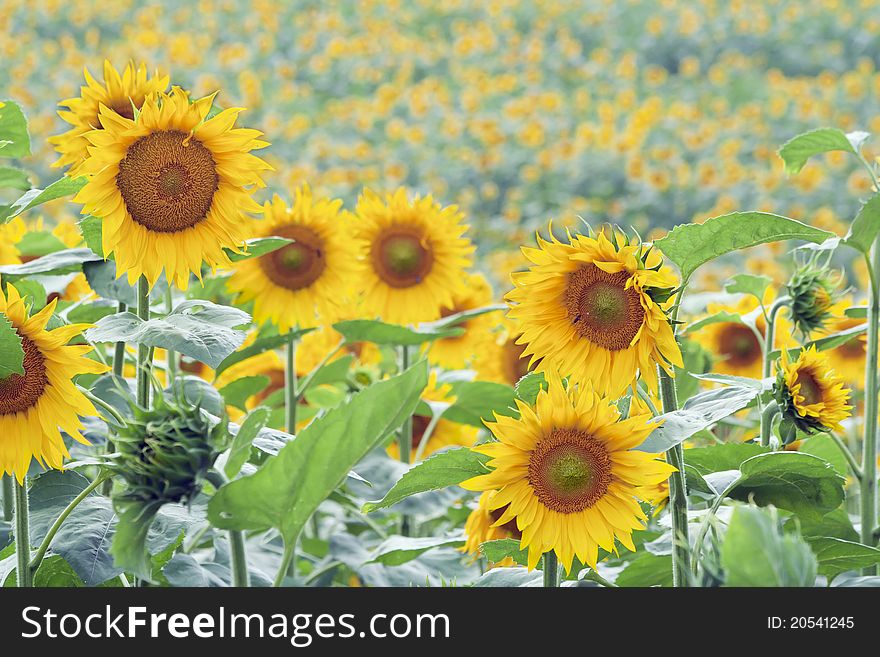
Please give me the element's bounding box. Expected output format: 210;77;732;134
106;301;127;496
861;243;880;568
14;478;32;587
398;345;413;537
206;469;250;587
285;330;298;434
274;543;295;587
164;289;178;386
830;432;863;481
760;401;780;448
136;276;151;409
2;475;12;521
542;551;559;587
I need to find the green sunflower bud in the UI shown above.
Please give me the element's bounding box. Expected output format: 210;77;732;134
785;252;844;337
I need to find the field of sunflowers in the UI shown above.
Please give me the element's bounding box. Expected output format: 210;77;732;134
0;0;880;594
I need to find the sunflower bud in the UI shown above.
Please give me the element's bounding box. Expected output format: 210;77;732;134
785;253;844;336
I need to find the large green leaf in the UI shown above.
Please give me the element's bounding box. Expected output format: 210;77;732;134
721;506;817;587
332;318;462;346
219;376;270;413
806;537;880;581
514;371;546;405
363;448;491;513
0;176;87;224
367;534;465;566
778;128;868;175
225;236;294;262
208;360;428;546
615;552;673;587
85;300;251;368
790;507;859;543
0;100;30;157
844;194;880;254
724;273;773;301
479;538;529;567
224;406;271;479
0;315;24;379
0;166;30;190
0;247;101;277
213;328;314;377
685;443;770;475
445;380;516;427
654;212;834;282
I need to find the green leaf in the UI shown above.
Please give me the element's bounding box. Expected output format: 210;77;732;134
0;176;87;224
724;273;772;301
685;443;770;476
16;230;67;258
731;452;846;520
363;447;491;513
845;306;867;319
480;538;528;566
769;323;867;360
844;195;880;254
471;567;542;587
208;361;428;546
684;310;745;334
444;380;516;427
78;215;104;258
112;501;163;581
0;247;101;277
778;128;868;175
420;304;506;330
790;507;859;542
225;236;294;262
367;534;465;566
307;354;354;387
85;300;251;368
34;556;84;587
514;372;546;405
615;552;673;587
799;434;850;477
11;279;47;311
806;537;880;581
0;314;24;379
635;383;764;453
213;328;315;377
675;338;712;403
332;318;462;346
721;506;817;586
0;101;30;157
219;375;270;412
0;166;30;190
654;212;834;282
225;406;272;479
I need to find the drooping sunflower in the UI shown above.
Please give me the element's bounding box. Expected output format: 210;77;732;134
461;490;520;567
75;86;272;290
0;282;109;481
227;187;358;331
774;345;852;438
426;272;500;370
352;188;474;325
507;227;682;398
462;371;674;573
49;60;170;174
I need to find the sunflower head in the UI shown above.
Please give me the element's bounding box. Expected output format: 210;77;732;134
112;390;227;507
461;490;521;566
507;225;682;398
773;345;852;443
462;370;674;573
427;272;498;370
786;253;844;337
75;86;272;290
50;60;170;174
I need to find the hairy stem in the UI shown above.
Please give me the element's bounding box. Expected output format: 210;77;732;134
136;276;151;408
398;345;413;536
861;245;880;569
542;551;559;587
760;400;780;448
2;475;12;521
285;330;298;434
14;478;32;587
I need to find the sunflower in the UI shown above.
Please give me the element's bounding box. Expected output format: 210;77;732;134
352;188;474;324
0;219;26;265
461;490;520;567
228;187;357;331
426;272;499;370
387;371;478;462
823;299;868;389
774;345;852;436
462;371;673;573
0;282;109;481
75;86;272;290
49;60;170;174
507;227;681;399
473;317;533;386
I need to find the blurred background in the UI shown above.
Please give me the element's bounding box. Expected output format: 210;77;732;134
3;0;879;285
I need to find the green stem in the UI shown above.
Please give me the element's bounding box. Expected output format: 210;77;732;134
760;401;780;448
136;276;151;408
398;345;413;537
273;544;295;587
77;385;127;427
295;339;345;402
762;298;788;379
285;330;298;434
107;301;127;496
164;289;178;387
206;470;250;587
829;432;863;481
691;476;742;575
861;244;880;567
583;568;618;588
542;551;559;587
2;475;12;521
14;478;32;587
29;472;109;575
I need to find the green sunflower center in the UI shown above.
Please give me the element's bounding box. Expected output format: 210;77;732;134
260;224;327;291
718;323;762;366
371;228;434;288
116;129;219;234
562;264;645;351
796;370;823;406
0;335;48;415
528;428;612;514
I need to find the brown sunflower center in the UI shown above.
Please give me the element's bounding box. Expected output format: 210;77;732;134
260;224;327;291
717;324;762;366
0;335;48;415
411;414;431;451
501;336;531;386
371;227;433;288
116;130;219;234
109;99;136;121
796;369;823;406
528;428;612;514
562;265;644;351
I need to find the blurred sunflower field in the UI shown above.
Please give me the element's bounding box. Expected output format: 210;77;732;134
0;0;880;590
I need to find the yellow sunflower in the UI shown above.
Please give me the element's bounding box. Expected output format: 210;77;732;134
387;371;478;462
0;282;109;481
75;86;272;290
473;316;533;386
227;187;358;332
0;218;27;265
775;345;852;434
352;188;474;324
461;490;520;567
426;272;500;370
462;371;674;573
507;227;682;399
49;60;170;174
